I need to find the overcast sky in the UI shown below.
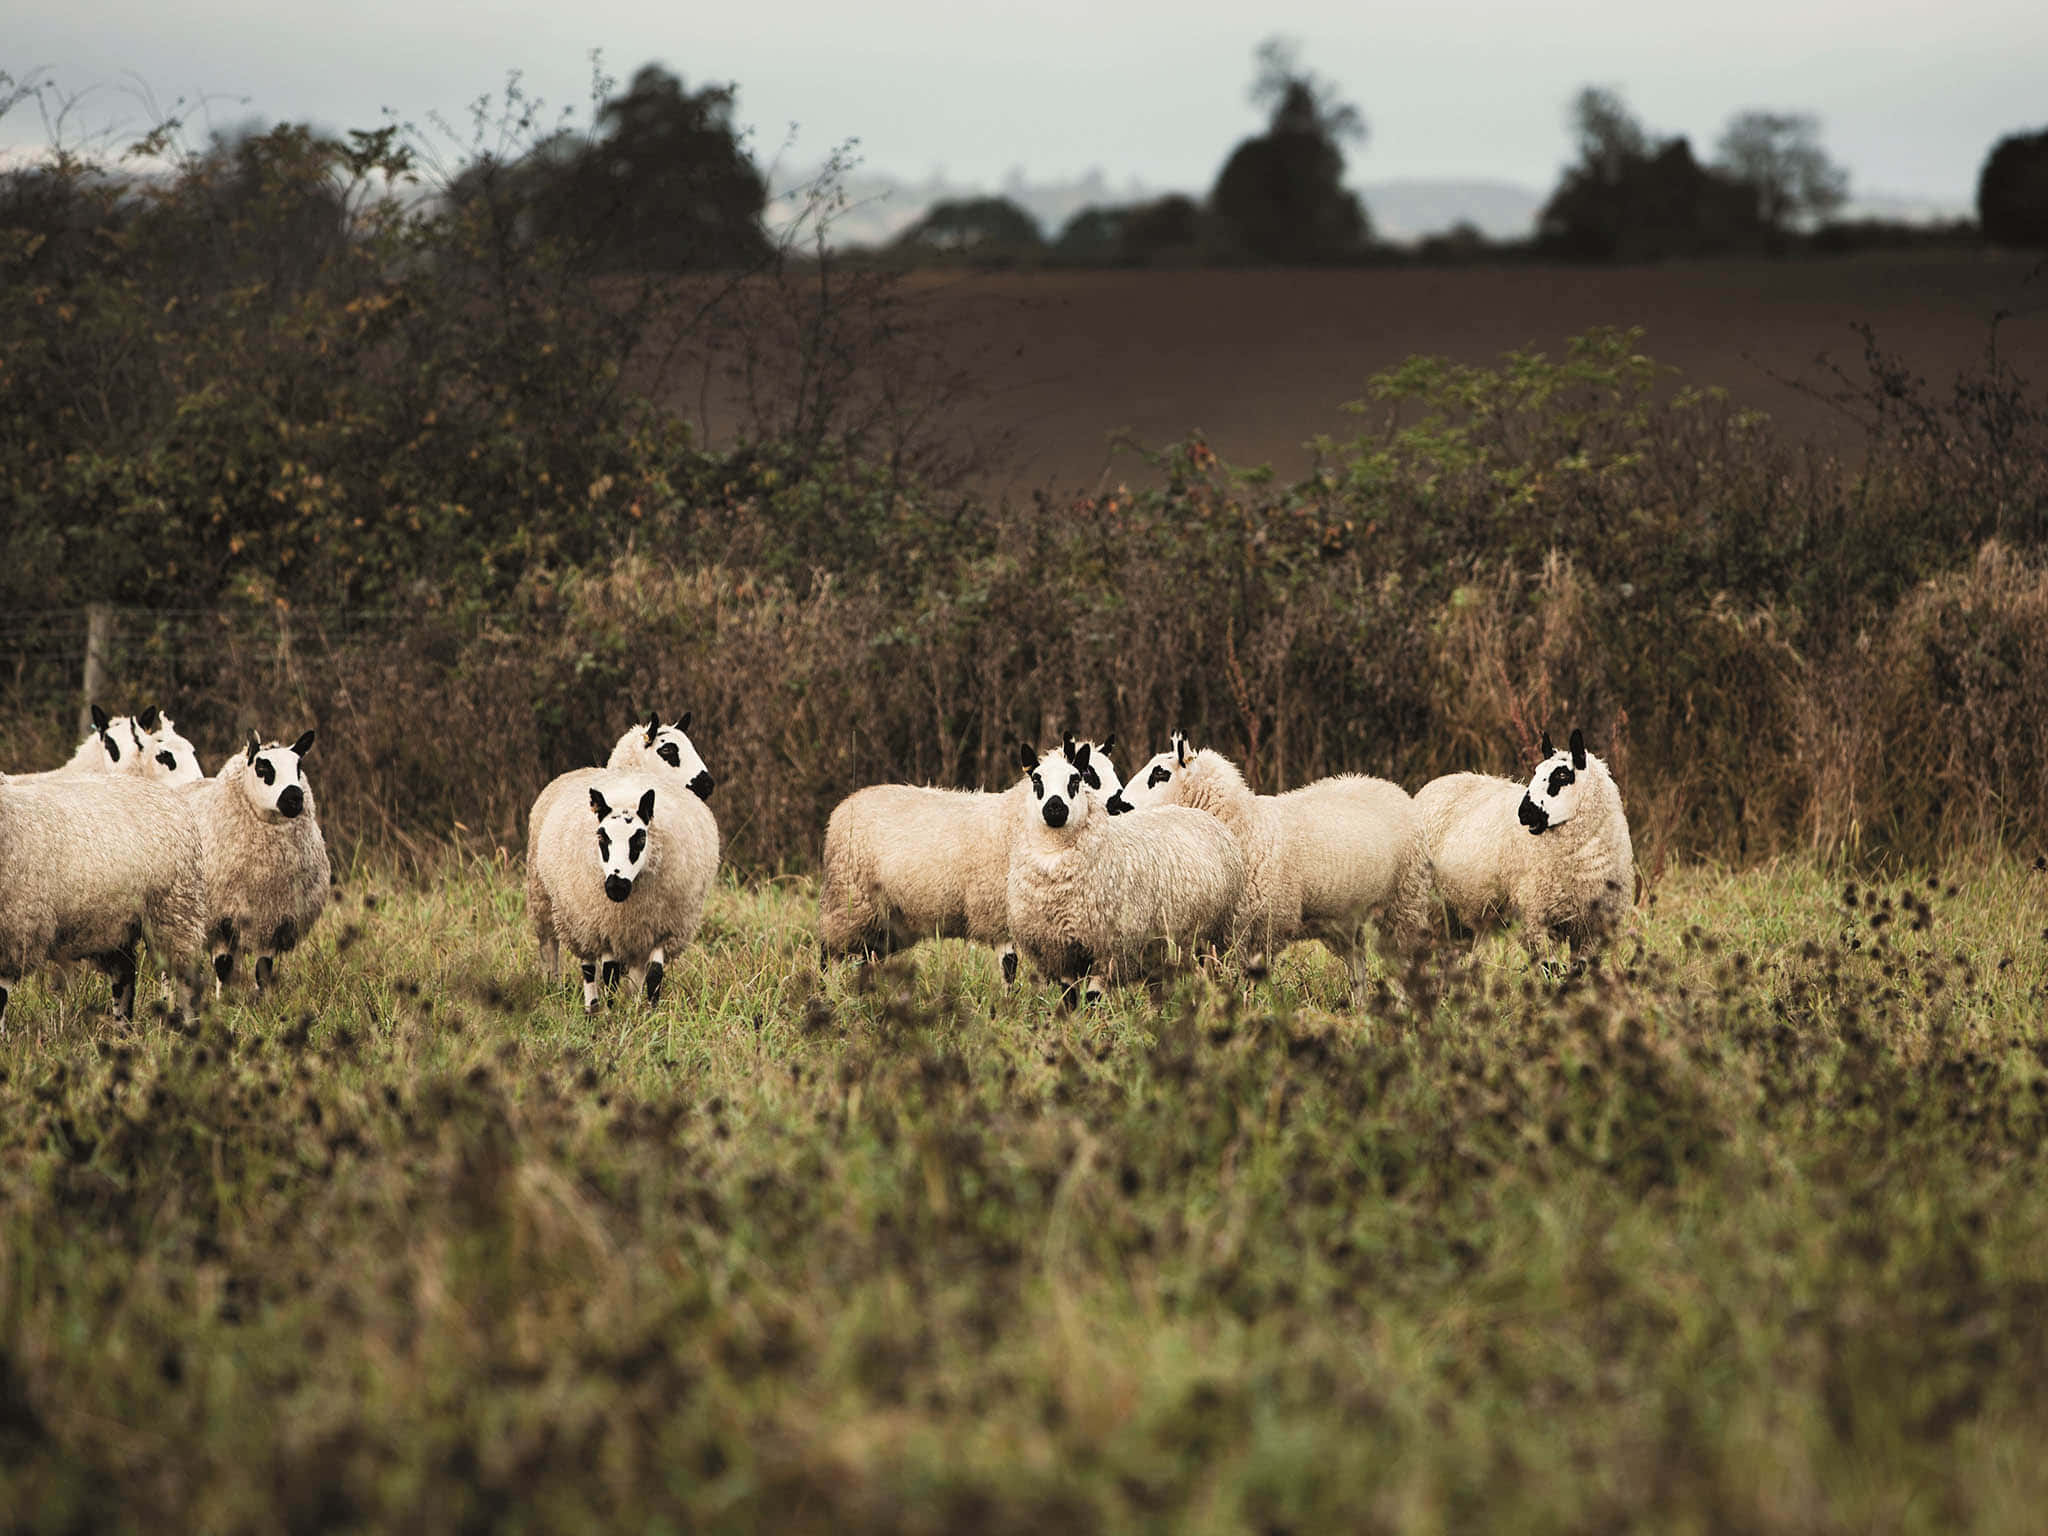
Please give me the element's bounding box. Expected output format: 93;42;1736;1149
6;0;2044;206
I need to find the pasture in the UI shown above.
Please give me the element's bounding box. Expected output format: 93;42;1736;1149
5;851;2047;1531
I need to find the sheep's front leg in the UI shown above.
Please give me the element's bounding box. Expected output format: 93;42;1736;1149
998;942;1018;987
600;953;622;995
579;959;603;1015
643;946;666;1007
253;954;277;995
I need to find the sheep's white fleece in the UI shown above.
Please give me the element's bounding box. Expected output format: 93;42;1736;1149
818;746;1121;961
0;774;208;1019
184;752;331;979
529;774;719;982
1006;801;1244;989
1413;762;1634;949
1164;750;1433;960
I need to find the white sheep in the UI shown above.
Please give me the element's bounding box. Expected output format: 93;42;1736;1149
818;735;1121;982
184;730;332;996
1112;733;1433;994
0;772;209;1026
526;715;720;990
1413;727;1636;963
16;704;199;784
528;779;718;1010
1006;741;1243;1003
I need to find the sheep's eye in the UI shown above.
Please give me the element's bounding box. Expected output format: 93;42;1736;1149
1030;772;1042;797
254;757;275;785
598;829;611;858
157;751;177;769
628;830;646;862
1067;774;1081;797
1148;765;1171;788
658;743;681;767
1082;765;1101;790
1548;766;1575;796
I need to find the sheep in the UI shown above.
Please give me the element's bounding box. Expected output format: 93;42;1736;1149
185;730;332;996
15;704;200;784
1413;727;1636;964
818;735;1121;983
1109;733;1433;995
525;714;720;989
1006;741;1243;1004
528;779;718;1011
0;771;209;1026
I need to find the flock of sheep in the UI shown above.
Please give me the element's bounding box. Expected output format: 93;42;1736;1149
0;705;1635;1026
0;708;328;1026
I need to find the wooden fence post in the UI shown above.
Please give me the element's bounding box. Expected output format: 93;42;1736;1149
78;603;112;738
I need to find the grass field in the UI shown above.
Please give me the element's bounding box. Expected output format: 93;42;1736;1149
4;851;2048;1531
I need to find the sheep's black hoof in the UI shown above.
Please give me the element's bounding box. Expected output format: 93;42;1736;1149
645;962;664;1007
1001;951;1018;986
584;998;602;1017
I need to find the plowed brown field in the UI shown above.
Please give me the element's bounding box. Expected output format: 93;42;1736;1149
665;252;2048;494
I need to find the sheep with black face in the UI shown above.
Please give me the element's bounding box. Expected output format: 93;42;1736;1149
1111;732;1433;996
526;713;722;995
528;778;717;1011
184;729;332;996
1005;741;1243;1005
1413;728;1636;961
818;735;1123;982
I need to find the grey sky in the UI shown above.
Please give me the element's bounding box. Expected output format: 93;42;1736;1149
6;0;2043;206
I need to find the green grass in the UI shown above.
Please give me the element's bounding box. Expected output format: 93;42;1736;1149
4;852;2048;1532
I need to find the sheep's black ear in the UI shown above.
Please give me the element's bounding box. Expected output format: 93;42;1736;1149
246;731;261;762
1174;733;1190;767
644;712;660;744
291;729;316;757
1570;728;1586;769
589;788;612;818
637;787;656;823
91;704;110;732
1062;733;1077;763
1099;733;1115;758
1073;742;1091;771
1541;730;1554;758
1018;743;1038;771
676;711;691;733
137;705;161;731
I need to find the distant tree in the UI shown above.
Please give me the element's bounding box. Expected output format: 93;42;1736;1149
1978;128;2048;248
1053;205;1127;264
1538;87;1765;261
1210;38;1371;264
895;196;1043;259
533;64;768;271
1714;111;1849;240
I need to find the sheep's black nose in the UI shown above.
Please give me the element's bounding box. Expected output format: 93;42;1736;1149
1518;794;1548;834
604;875;634;903
688;771;715;800
1043;798;1068;828
277;785;305;819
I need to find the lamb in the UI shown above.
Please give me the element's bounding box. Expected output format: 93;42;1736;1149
528;780;718;1010
185;730;332;995
525;714;720;989
818;735;1121;982
1006;741;1243;1003
1111;733;1433;993
1413;728;1636;963
0;772;209;1026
